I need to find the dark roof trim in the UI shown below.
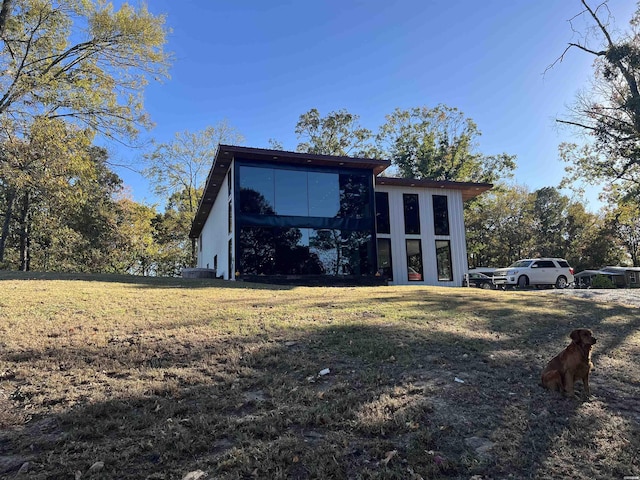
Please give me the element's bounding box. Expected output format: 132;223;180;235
215;144;391;174
189;145;391;238
375;176;493;202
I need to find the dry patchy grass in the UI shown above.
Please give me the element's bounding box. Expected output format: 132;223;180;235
0;271;638;479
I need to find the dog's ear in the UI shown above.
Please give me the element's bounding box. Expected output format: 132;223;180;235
570;329;581;342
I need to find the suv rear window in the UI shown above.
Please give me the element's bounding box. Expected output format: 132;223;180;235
557;260;570;268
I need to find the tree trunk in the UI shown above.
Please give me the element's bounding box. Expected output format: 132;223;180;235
0;187;15;263
0;0;14;37
18;191;31;271
191;236;196;267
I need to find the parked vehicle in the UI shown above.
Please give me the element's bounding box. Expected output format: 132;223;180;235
464;272;495;289
408;267;422;281
493;258;574;289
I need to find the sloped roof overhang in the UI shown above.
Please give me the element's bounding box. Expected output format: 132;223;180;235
375;176;493;202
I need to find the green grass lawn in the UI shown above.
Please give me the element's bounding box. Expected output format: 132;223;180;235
0;272;638;479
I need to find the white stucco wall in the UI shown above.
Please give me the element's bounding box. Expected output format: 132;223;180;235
375;185;469;286
197;164;234;279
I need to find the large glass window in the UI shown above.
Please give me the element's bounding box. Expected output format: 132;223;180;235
403;194;420;234
375;192;390;234
433;195;450;236
275;169;308;216
238;165;371;219
436;240;453;281
239;166;275;214
339;174;370;219
406;239;423;282
239;227;373;276
309;172;340;217
377;238;393;280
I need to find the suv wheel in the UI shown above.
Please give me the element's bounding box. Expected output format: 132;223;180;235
517;275;528;288
555;276;568;289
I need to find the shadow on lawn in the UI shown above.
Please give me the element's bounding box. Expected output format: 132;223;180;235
0;270;297;290
0;294;638;479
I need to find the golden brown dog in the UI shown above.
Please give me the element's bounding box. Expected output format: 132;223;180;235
541;328;597;398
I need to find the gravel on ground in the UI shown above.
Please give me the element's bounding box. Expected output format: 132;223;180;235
546;288;640;308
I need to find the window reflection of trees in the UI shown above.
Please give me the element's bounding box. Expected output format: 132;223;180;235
436;240;453;281
339;174;370;219
240;188;275;215
240;226;325;275
310;229;371;276
238;177;373;276
241;226;372;276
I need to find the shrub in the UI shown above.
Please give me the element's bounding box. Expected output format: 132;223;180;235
591;274;616;289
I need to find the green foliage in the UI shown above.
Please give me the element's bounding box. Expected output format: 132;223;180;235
144;122;244;267
377;105;516;183
464;184;625;270
295;108;375;157
532;187;569;258
604;199;640;266
0;0;170;140
591;274;616;289
0;117;94;269
144;122;242;209
557;2;640;201
290;105;516;183
111;197;158;275
465;184;535;267
151;189;199;275
0;0;172;274
563;201;624;273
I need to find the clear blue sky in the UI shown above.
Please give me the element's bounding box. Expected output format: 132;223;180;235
109;0;637;211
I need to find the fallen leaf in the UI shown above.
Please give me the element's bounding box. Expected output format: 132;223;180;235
88;461;104;474
381;449;397;466
182;470;207;480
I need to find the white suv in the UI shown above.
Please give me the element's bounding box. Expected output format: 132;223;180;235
492;258;574;289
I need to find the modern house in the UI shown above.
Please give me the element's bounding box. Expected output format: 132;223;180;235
189;145;492;286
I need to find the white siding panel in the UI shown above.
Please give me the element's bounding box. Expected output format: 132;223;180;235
198;163;234;279
376;185;468;286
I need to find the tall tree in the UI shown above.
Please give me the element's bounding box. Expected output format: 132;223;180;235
554;1;640;199
295;108;375;157
112;197;159;275
144;122;244;265
563;201;623;272
465;184;536;268
0;117;92;269
605;200;640;266
0;0;170;140
531;187;569;258
377;105;516;183
464;184;618;270
152;189;197;276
